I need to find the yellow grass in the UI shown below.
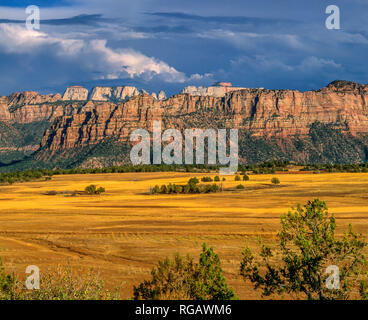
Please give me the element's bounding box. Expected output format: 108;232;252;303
0;172;367;299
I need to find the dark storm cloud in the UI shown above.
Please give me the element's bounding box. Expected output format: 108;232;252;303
0;0;71;7
0;14;109;26
147;12;296;26
0;0;367;96
133;25;193;34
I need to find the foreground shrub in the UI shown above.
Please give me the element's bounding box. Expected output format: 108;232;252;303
214;176;220;182
240;199;368;300
236;184;245;190
271;177;280;185
0;257;16;300
243;175;250;181
234;175;241;181
134;243;237;300
0;261;122;300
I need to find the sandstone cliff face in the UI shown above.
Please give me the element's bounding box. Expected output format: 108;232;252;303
1;80;368;164
76;85;166;102
34;81;368;158
0;97;11;122
158;90;167;101
182;85;249;97
8;91;61;107
113;86;140;100
62;86;88;101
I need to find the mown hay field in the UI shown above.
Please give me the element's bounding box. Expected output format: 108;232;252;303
0;172;367;299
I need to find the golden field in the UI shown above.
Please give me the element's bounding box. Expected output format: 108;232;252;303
0;171;368;299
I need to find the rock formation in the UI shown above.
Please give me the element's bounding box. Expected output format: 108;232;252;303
182;82;248;97
62;86;88;101
158;90;167;101
0;80;368;167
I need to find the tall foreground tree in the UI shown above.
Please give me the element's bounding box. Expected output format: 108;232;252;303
240;199;368;300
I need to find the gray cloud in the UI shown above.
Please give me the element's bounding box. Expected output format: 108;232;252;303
0;14;109;26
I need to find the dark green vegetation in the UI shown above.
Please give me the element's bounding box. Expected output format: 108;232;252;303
3;157;368;187
0;170;53;184
84;185;106;195
238;122;368;165
271;177;280;185
0;121;50;164
303;163;368;173
240;199;368;300
201;176;213;182
133;243;237;300
151;178;221;194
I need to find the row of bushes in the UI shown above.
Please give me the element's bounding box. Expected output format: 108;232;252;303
4;161;368;186
0;170;52;184
302;163;368;173
150;175;280;195
151;181;221;194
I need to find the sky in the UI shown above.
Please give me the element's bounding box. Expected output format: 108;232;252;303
0;0;367;96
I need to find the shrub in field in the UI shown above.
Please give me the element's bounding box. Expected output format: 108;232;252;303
240;199;368;300
134;243;237;300
188;177;199;185
236;184;245;190
271;177;280;185
214;176;220;182
85;185;106;195
201;184;220;193
243;175;249;181
0;259;122;300
160;185;168;194
234;175;241;181
201;177;213;182
44;190;58;196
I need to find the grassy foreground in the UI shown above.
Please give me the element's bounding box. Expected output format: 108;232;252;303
0;171;367;299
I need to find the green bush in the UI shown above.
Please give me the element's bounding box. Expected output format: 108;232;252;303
85;185;106;195
133;243;237;300
152;185;160;194
201;177;213;182
160;185;168;194
271;177;280;185
214;176;220;182
243;175;249;181
236;184;245;190
188;177;199;185
234;175;241;181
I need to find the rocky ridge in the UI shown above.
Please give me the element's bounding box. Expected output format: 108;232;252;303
0;80;367;167
62;85;167;102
